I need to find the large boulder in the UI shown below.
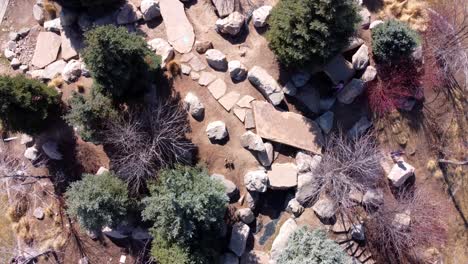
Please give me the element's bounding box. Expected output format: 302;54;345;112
252;6;272;28
352;44;369;70
184;92;205;120
337;78;365;104
211;174;239;201
387;161;415;187
244;170;268;192
212;0;235;17
312;196;336;222
295;152;321;173
270;218;298;263
237;208;255;224
62;59;82;83
294;84;320;114
206;49;228;71
228;60;247;81
147;38;174;67
257;142;274;167
267;163;298;190
117;2;142;25
206;121;228;141
247;66;284;105
295;172;319;205
286;198;304;217
316;111;334;134
140;0;161;21
42;141;63;160
229;222;250;257
42;60;67;80
216;12;245;36
240;131;265;152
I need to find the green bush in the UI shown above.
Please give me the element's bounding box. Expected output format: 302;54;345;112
82;25;161;98
150;232;191;264
63;88;117;142
277;227;350;264
0;75;59;134
65;172;129;232
372;20;420;63
53;0;123;9
267;0;360;66
142;165;228;243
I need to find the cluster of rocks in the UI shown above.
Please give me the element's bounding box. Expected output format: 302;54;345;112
215;5;272;37
24;139;63;161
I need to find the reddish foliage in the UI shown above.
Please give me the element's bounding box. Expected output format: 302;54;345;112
366;61;423;116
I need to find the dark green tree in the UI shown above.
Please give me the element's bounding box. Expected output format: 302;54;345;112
82;25;161;98
372;20;420;63
63;87;117;142
0;75;59;134
267;0;360;66
65;172;129;232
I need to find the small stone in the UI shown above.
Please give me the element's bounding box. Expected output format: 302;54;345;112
347;116;372;139
184;92;205;120
216;12;245;36
20;134;33;145
190;71;200;80
352;44;369;70
117;2;142;25
342;37;365;52
291;71;310;88
228;60;247;81
140;0;161;21
218;91;241;111
351;224;365;241
78;257;89;264
19;65;29;73
337;78;365;104
359;7;371;28
244;170;268;192
24;146;38;160
237;208;255;224
252;5;272;28
42;60;67;80
10;58;21;68
387;161;415;187
195;40;213;54
257;142;274;167
207;79;227;99
206;121;228;141
349;188;363;204
206;49;228;71
62;59;82;83
295;152;321;173
198;71;217;86
33;207;45;220
363;189;384;209
361;66;377;82
181;64;191;75
42;141;63;160
244;109;255;130
96;167;109;175
211;173;239;200
319;97;336;111
148;38;174;67
4;49;15;60
286;198;304;217
392;211;411;231
9;32;19;41
240;131;265;152
18;28;30;38
370;20;384;30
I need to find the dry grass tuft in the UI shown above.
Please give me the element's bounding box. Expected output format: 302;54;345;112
380;0;429;31
7;197;29;223
43;0;57;18
14;218;34;245
48;77;63;88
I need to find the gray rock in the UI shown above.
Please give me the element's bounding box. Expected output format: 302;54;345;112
18;28;30;38
352;44;369;70
62;59;82;83
228;60;247;81
257;142;274;167
270;218;297;262
323;55;355;85
317;111;334;134
211;174;239;200
4;49;15;60
237;208;255;224
294;84;320;113
359;7;371;28
252;6;272;28
282;81;297;96
247;66;284;106
222;252;239;264
319;97;336;111
312;196;336;221
8;32;19;41
216;12;245;36
117;2;142;25
347;116;372;138
291;71;310;88
24;146;38;160
392;211;411;231
245;191;259;210
229;222;250;257
206;121;228;141
42;60;67;80
212;0;235;17
195;40;213;54
295;152;321;173
10;58;21;68
184;92;205;120
33;4;45;25
286;198;304;217
181;64;191;75
33;207;44;220
369;20;384;30
363;189;384;209
412;45;423;63
387;161;415;187
342;37;364;52
20;134;33;145
42;141;63;160
206;49;228;71
337;78;365;104
44;18;62;32
6;40;16;51
351;224;365;241
148;38;174;67
361;65;377;82
140;0;161;21
240;131;265;152
295;172;320;205
244;170;268;192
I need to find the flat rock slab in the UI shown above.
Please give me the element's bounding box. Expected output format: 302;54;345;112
61;30;80;61
188;56;207;72
159;0;194;53
42;59;66;80
233;107;246;122
323;55;355;85
267;163;298;189
294;84;320;114
252;101;324;154
212;0;235;17
218;91;240;111
32;32;61;68
208;79;227;99
236;95;255;108
198;71;216;86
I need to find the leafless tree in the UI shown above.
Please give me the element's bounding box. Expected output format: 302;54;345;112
366;186;448;264
303;133;384;209
105;99;195;194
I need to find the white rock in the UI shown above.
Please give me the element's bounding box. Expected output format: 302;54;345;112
257;142;274;167
352;44;369;70
62;59;82;83
295;172;319;205
359;7;371;28
229;222;250;257
181;64;191;75
184;92;205;120
148;38;174;67
392;211;411;231
19;65;29;73
295;152;321;173
205;49;228;71
370;20;384;30
228;60;247;81
20;134;33;145
363;188;384;208
24;146;38;160
270;218;298;262
252;6;272;28
237;208;255;224
33;207;44;220
216;12;245;36
4;49;15;60
10;58;21;68
140;0;160;21
312;196;336;220
361;65;377;82
244;170;268;192
206;121;228;141
387;161;415;187
33;4;45;25
96;167;109;175
44;18;62;32
267;163;298;190
247;66;284;105
240;131;265;152
286;198;304;217
42;60;67;80
211;174;239;200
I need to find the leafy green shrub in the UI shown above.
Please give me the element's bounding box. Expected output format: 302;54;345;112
267;0;360;66
0;75;59;134
142;165;228;243
65;172;129;232
82;25;161;98
150;233;191;264
63;88;117;142
53;0;123;9
372;20;420;63
277;227;350;264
